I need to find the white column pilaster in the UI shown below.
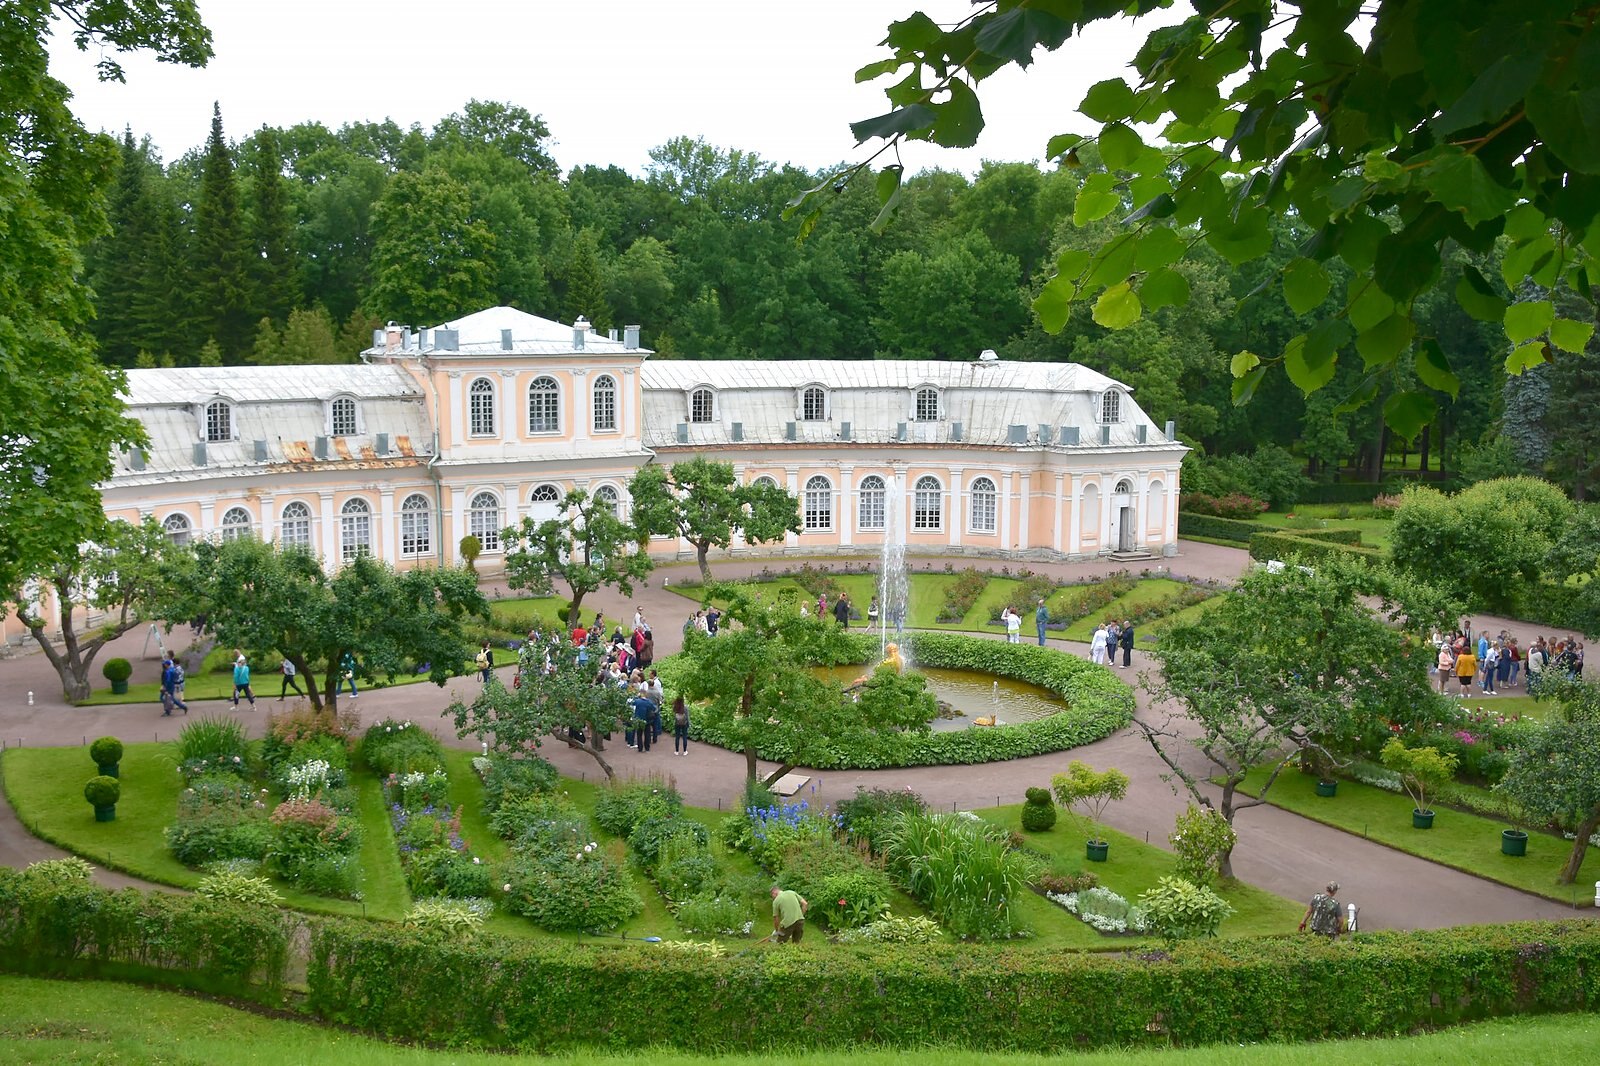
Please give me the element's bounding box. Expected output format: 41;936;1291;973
838;464;854;548
319;491;337;571
1051;473;1065;554
947;467;964;547
379;489;396;564
1018;470;1031;551
447;373;463;449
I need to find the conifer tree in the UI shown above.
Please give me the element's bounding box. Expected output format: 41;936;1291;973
88;130;156;366
562;228;610;330
249;317;282;364
248;127;299;325
192;103;253;360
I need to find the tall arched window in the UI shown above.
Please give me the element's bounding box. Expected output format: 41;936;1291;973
689;388;715;423
162;513;192;546
400;494;432;557
468;377;496;436
803;475;833;531
969;477;997;533
914;387;940;421
469;491;503;552
592;375;617;432
913;475;943;531
858;475;886;531
593;484;620;517
801;386;827;421
219;507;253;541
527;376;560;434
330;397;358;436
340;498;372;561
204;401;232;442
280;502;312;548
1099;390;1123;424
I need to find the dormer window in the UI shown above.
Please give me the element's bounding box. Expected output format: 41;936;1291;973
914;386;940;422
330;396;358;437
1099;389;1123;424
689;387;715;423
204;400;233;442
800;385;827;422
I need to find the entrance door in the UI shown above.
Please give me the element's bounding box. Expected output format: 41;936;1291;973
1118;506;1135;552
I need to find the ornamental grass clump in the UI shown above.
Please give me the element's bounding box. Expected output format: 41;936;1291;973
880;810;1037;941
176;717;249;770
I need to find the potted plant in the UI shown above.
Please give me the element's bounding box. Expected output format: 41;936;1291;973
1501;828;1529;857
89;736;124;779
84;775;120;822
101;657;133;695
1021;787;1057;832
1052;761;1130;862
1380;738;1458;830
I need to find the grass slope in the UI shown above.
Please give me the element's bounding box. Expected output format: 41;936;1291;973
1237;767;1596;905
2;975;1596;1065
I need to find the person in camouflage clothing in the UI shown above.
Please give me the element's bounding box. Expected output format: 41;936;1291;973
1299;881;1343;941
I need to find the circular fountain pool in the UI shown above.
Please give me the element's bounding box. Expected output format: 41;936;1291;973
813;665;1066;731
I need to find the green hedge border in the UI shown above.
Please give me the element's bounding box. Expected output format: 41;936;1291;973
1247;531;1382;567
5;868;1600;1053
1177;513;1284;545
661;632;1135;770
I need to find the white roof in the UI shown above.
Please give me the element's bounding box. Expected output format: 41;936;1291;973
123;364;420;407
365;306;649;359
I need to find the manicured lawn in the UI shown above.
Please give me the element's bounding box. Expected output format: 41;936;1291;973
978;805;1303;946
1236;767;1596;904
486;595;570;632
7;975;1595;1064
1264;505;1397;551
1058;578;1194;641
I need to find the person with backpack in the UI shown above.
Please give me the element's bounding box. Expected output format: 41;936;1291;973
338;651;359;698
671;695;691;754
278;656;305;701
1299;881;1344;941
476;641;494;684
231;656;257;708
160;657;189;716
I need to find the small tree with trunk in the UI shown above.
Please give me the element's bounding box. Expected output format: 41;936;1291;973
500;487;652;619
1051;761;1129;846
1380;738;1458;817
8;517;184;702
1499;677;1600;884
628;458;800;582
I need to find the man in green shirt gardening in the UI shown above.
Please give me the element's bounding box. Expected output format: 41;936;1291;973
770;883;809;943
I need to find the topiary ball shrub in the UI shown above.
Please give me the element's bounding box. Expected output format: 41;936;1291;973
100;658;133;683
1021;786;1058;832
84;775;120;820
89;736;124;774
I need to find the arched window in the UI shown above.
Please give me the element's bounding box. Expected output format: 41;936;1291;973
751;475;778;490
858;475;886;531
1114;477;1135;495
400;494;431;557
204;401;232;442
162;513;192;546
468;377;496;436
801;386;826;421
1099;390;1123;424
913;475;943;531
593;484;620;517
219;507;253;541
592;375;617;432
280;502;312;548
530;483;562;503
803;475;833;531
330;397;358;436
340;498;372;561
969;477;997;534
914;387;940;422
689;387;715;423
527;375;560;434
469;491;503;552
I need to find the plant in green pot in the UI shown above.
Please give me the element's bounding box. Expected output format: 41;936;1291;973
84;775;120;822
101;657;133;695
89;736;124;778
1052;761;1129;862
1380;738;1457;830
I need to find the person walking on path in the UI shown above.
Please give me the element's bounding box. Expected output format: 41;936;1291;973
476;641;495;685
771;884;809;943
1035;600;1049;646
1300;881;1344;941
338;651;359;698
672;695;691;755
230;656;257;708
278;657;305;701
160;657;188;716
833;593;851;628
1119;620;1135;667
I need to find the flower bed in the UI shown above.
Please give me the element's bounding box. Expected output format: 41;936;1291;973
365;720;489;903
1045;885;1149;934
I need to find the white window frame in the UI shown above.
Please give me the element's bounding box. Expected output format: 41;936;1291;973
162;512;192;546
1099;389;1123;424
469;491;503;552
799;385;828;422
969;476;998;534
400;493;432;557
592;375;617;433
527;376;561;435
203;400;233;443
593;484;621;517
468;377;497;437
857;475;886;532
530;483;563;503
219;507;253;541
914;386;940;422
280;501;312;548
913;475;943;532
803;475;833;532
340;498;372;562
329;396;359;437
689;387;716;424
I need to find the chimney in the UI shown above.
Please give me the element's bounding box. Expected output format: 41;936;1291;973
385;322;403;352
608;328;619;342
572;317;589;350
1165;419;1177;440
371;328;384;350
501;328;514;351
401;326;413;349
624;324;641;349
434;328;459;350
419;328;432;349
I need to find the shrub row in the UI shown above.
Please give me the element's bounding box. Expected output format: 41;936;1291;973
939;567;989;622
1285;526;1364;545
682;633;1135;770
1177;512;1284;545
1178;492;1268;519
1247;531;1382;568
368;720;491;901
1038;573;1139;627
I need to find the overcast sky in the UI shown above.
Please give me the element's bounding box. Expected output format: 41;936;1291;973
48;0;1157;175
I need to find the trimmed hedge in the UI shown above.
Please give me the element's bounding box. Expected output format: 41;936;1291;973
669;633;1135;770
1178;513;1283;545
1248;531;1382;568
1290;527;1364;545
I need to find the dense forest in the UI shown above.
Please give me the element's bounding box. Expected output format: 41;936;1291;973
85;98;1598;487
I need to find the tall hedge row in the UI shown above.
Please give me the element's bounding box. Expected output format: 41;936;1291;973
1248;531;1382;568
1178;513;1284;544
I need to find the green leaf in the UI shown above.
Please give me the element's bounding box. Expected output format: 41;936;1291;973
869;166;905;233
1230;350;1261;378
1429;52;1545;137
1140;268;1189;311
1334;375;1381;415
1134;226;1184;271
1503;300;1555;343
1425;150;1517;225
1346;283;1395;333
1502;203;1547;242
1092;282;1141;329
1204;210;1272;265
1382;391;1437;441
1504;341;1549;375
1355;313;1415;367
1123;193;1176;224
1098;122;1143;170
1282;258;1331;315
1550;317;1596;354
1046;132;1087;161
1074;188;1121;225
1455;267;1508;322
1032;274;1079;333
974;7;1073;67
1283;332;1336;396
1054;247;1092;277
850;104;936;144
1526;87;1600;173
854;58;903;83
1084;232;1139;289
884;12;942;50
1081;79;1136;122
1500;234;1556;290
929;79;984;148
1414;340;1460;400
1231;365;1266;406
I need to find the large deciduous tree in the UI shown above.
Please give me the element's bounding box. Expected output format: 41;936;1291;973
1140;557;1457;878
1499;677;1600;884
366;167;498;325
500;487;652;620
627;458;800;582
816;1;1600;440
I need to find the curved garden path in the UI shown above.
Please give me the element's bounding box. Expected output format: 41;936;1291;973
0;540;1583;927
